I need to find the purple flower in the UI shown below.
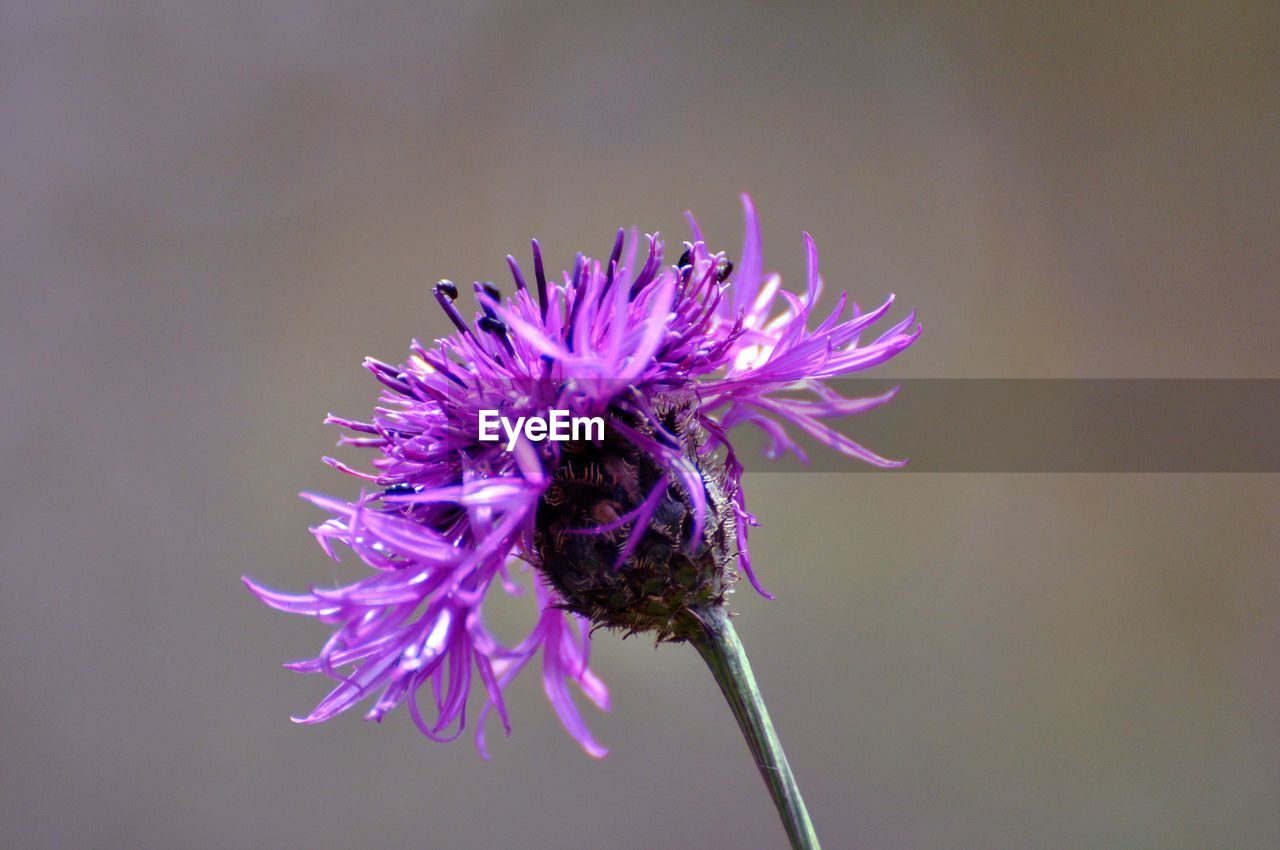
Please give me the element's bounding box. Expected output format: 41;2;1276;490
245;196;919;758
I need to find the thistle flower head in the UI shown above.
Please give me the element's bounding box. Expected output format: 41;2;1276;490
245;196;920;757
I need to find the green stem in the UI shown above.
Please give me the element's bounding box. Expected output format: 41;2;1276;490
691;606;821;849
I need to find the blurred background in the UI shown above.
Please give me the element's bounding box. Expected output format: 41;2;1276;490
3;2;1278;848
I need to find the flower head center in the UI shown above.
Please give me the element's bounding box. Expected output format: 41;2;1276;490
532;398;736;642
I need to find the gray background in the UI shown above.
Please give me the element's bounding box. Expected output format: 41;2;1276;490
3;2;1278;848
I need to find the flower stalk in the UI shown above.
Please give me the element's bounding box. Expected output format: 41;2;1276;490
692;605;821;849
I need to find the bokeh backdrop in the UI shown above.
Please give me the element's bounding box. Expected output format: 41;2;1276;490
3;2;1278;848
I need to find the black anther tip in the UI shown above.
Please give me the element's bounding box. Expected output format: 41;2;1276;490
382;482;417;497
477;315;508;335
715;257;734;282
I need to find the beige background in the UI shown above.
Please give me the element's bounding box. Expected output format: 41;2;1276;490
3;2;1278;848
